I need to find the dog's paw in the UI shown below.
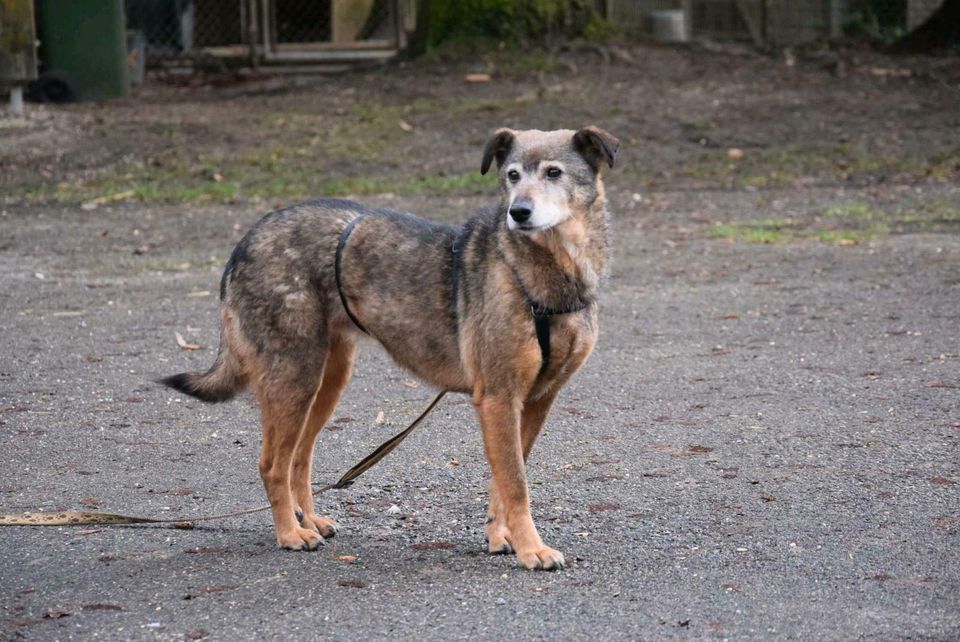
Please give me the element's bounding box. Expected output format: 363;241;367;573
516;546;565;571
485;517;512;554
302;514;338;539
486;527;513;555
277;526;324;551
488;539;513;555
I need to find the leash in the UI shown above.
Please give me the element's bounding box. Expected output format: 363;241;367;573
0;390;447;527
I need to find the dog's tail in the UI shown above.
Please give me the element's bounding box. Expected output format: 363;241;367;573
158;326;246;403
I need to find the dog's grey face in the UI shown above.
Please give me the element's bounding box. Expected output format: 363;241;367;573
481;127;619;233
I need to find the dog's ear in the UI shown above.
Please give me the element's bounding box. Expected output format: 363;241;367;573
481;128;516;175
573;126;620;171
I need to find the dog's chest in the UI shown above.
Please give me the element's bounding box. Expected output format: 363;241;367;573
529;308;598;398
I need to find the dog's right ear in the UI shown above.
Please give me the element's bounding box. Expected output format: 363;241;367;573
573;126;620;171
481;128;516;175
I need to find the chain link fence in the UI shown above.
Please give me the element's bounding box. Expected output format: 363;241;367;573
125;0;402;69
605;0;942;46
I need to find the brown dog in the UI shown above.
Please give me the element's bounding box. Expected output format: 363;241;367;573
161;126;618;570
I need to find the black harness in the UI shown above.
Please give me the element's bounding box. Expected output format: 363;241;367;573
336;214;588;380
334;215;371;336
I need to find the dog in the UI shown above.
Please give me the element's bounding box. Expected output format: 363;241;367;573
161;126;618;570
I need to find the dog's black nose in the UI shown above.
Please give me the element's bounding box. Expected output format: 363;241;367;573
509;202;533;224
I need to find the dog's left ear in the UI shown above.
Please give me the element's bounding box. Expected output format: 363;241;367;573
573;126;620;171
481;128;516;175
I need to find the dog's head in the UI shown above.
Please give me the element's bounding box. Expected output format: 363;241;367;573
480;126;619;233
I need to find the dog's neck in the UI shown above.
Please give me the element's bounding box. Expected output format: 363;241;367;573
499;188;610;314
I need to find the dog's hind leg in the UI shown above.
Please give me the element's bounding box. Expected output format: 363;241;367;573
290;335;356;538
255;354;327;551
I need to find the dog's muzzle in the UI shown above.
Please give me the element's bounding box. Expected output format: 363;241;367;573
509;200;533;225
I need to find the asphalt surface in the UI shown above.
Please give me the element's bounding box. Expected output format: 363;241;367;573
1;183;958;640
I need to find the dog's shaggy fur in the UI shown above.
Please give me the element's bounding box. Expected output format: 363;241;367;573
162;126;618;570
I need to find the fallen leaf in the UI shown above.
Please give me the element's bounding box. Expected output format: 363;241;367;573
82;603;123;611
446;459;461;467
870;66;911;77
79;498;103;507
931;476;955;485
375;411;385;424
175;332;201;350
727;148;744;160
761;494;776;502
686;444;714;453
398;119;414;132
81;190;135;211
588;503;621;513
409;541;454;550
167;487;193;496
464;73;491;83
332;555;357;562
337;579;368;589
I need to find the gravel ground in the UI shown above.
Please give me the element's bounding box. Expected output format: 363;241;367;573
1;43;958;641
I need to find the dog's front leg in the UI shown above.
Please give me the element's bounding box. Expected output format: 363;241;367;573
476;394;564;570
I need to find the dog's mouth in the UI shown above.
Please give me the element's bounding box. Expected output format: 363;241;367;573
514;222;546;234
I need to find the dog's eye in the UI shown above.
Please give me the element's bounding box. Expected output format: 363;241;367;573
507;169;521;183
546;167;562;179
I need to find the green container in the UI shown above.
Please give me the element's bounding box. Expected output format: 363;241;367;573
35;0;129;101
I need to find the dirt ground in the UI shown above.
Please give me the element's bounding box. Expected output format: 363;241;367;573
0;43;958;640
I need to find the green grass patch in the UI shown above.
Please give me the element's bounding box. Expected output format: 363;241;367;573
31;162;494;205
707;196;960;246
707;218;798;244
681;144;959;189
824;201;885;221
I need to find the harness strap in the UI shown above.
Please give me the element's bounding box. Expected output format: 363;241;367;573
533;312;552;378
499;253;591;379
335;215;370;335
